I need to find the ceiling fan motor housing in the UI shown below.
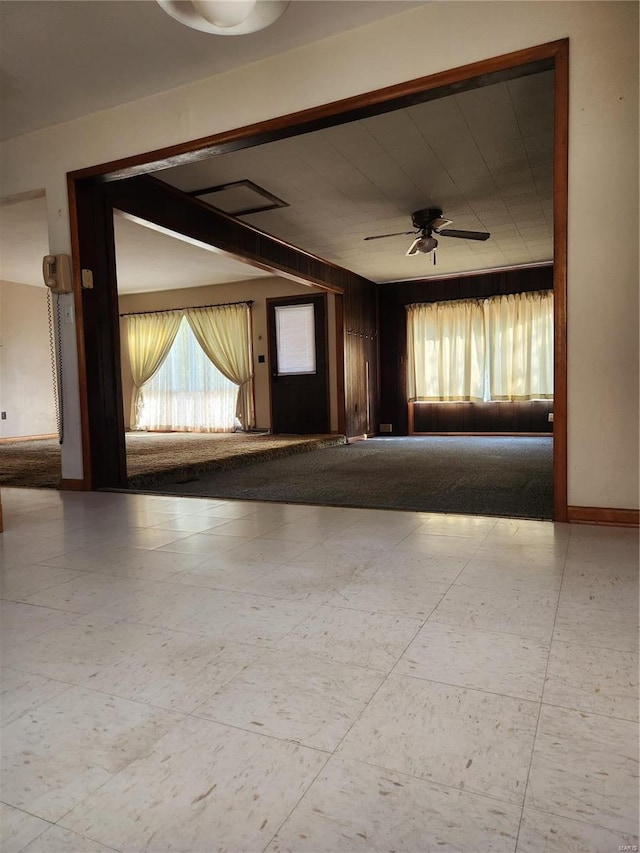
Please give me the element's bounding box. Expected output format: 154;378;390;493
411;208;444;230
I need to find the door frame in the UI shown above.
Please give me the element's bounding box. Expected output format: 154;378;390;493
68;39;568;520
267;292;330;434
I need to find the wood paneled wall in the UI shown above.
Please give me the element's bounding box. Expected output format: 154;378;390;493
343;280;379;438
411;400;553;434
378;265;554;435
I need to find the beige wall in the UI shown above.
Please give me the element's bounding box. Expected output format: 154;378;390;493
118;277;338;432
0;280;56;439
1;2;638;509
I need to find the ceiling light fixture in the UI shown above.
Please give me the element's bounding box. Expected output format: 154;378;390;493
406;234;438;256
417;235;438;254
157;0;289;35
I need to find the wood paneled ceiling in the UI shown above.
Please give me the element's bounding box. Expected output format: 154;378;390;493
158;70;554;282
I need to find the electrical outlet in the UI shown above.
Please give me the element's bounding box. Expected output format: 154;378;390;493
1;412;6;420
548;412;554;423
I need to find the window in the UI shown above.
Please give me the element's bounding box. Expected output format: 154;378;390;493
274;303;316;375
407;290;553;403
137;316;239;432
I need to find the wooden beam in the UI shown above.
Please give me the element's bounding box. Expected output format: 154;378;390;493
106;176;374;296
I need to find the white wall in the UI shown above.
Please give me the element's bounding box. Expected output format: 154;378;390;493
0;1;638;509
0;280;57;438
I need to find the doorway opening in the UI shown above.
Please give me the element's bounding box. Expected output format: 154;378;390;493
69;39;568;520
110;212;343;489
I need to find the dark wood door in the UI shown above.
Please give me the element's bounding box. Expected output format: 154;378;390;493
267;294;329;434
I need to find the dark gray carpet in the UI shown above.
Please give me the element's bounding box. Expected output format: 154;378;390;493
143;436;554;519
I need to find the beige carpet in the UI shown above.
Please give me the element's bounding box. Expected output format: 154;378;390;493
0;432;346;489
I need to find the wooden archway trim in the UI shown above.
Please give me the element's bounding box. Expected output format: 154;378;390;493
551;40;569;521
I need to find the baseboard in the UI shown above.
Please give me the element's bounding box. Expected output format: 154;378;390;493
568;505;639;528
0;433;57;444
57;478;88;491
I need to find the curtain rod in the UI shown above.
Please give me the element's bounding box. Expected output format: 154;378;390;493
119;300;254;318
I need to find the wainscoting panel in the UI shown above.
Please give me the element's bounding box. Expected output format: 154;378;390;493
410;401;554;434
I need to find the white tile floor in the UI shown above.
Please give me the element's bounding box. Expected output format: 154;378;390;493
1;487;638;853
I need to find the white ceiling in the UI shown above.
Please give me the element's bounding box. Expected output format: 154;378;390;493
159;70;555;281
0;2;554;288
0;194;271;293
0;0;420;142
113;213;275;293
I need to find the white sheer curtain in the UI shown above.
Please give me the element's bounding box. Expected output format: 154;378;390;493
126;311;182;428
185;303;255;429
407;290;554;402
407;298;486;401
136;316;238;432
485;290;554;400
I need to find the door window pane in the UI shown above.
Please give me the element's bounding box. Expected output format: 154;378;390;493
275;304;316;375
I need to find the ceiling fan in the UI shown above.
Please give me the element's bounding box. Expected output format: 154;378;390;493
364;208;490;262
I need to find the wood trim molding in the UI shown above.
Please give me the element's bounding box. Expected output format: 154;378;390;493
552;39;569;523
67;176;93;490
335;293;347;436
57;478;88;491
568;506;640;528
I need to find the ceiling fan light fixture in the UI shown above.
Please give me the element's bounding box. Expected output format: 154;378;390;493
157;0;289;35
406;235;438;256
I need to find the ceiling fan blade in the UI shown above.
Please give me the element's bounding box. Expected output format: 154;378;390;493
437;228;490;242
363;230;417;241
406;237;421;256
431;217;453;231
